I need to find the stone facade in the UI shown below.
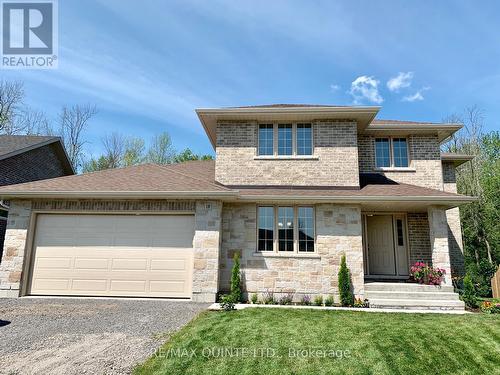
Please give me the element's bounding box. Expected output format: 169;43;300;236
442;161;465;277
358;134;443;190
220;203;364;302
0;200;31;297
192;201;222;302
428;206;452;285
0;199;221;301
215;121;360;187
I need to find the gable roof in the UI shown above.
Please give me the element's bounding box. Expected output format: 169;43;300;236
0;135;74;174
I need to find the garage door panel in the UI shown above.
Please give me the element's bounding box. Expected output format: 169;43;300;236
72;279;108;291
112;258;148;270
29;214;194;298
74;258;109;270
35;257;73;269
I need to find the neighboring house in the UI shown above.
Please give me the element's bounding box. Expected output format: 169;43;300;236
0;105;475;310
0;135;74;262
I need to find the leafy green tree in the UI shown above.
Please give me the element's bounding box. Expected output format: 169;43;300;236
338;254;353;306
174;148;213;163
147;132;175;164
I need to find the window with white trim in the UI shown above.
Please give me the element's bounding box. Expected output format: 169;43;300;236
375;137;409;168
257;206;315;253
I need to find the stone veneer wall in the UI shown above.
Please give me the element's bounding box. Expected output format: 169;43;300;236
0;200;31;297
428;206;452;285
215;120;360;187
219;203;364;301
407;213;432;266
0;199;222;302
358;134;443;190
442;161;465;277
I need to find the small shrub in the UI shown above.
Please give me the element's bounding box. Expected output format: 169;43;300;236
480;301;500;314
410;261;445;285
313;295;323;306
338;255;354;307
279;292;294;305
324;295;334;306
353;298;369;308
230;253;242;302
263;289;275;305
250;293;258;304
461;274;478;308
300;295;311;306
219;294;236;311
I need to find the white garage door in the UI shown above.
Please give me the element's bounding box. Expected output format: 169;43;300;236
29;214;195;298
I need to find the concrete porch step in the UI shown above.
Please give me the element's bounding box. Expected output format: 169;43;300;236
369;298;465;311
364;282;454;293
365;291;460;301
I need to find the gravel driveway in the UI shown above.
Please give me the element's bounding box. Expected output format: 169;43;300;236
0;298;208;375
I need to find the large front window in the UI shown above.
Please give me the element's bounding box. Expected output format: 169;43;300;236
375;137;409;168
257;206;315;253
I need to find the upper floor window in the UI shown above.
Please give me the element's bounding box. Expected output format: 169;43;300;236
257;123;313;156
258;124;274;155
375;137;409;168
278;124;293;155
296;124;312;155
392;138;409;167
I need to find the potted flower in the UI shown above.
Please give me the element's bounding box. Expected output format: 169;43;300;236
410;262;446;285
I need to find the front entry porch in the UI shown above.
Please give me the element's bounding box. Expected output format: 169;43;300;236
362;213;410;280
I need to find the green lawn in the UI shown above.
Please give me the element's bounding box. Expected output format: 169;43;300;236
135;308;500;375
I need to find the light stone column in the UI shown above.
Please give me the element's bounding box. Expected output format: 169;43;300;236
0;200;32;297
192;200;222;302
428;206;452;285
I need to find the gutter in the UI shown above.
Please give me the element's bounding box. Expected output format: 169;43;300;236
236;195;477;203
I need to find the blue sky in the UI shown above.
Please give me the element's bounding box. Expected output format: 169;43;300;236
3;0;500;156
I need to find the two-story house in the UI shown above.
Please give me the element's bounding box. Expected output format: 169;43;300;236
0;105;475;310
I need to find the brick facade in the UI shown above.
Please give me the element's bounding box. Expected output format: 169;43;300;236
358;134;443;190
220;203;364;302
215;120;360;187
0;144;69;186
407;213;432;265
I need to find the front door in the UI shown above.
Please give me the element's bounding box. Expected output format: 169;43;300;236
366;215;396;275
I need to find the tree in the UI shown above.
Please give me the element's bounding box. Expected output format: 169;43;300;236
338;254;354;306
442;106;500;296
123;137;145;166
174;148;214;163
230;253;242;302
59;104;98;171
0;80;24;134
102;132;126;169
147;132;175;164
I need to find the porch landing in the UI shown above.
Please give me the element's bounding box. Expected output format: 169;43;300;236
365;282;465;311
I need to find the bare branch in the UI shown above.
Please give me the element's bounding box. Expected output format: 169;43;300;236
0;80;24;134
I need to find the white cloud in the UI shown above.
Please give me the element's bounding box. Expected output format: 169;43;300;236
349;76;383;104
387;72;414;92
402;86;430;102
330;84;341;91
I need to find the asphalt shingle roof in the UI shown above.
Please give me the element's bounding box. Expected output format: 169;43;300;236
0;135;59;159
